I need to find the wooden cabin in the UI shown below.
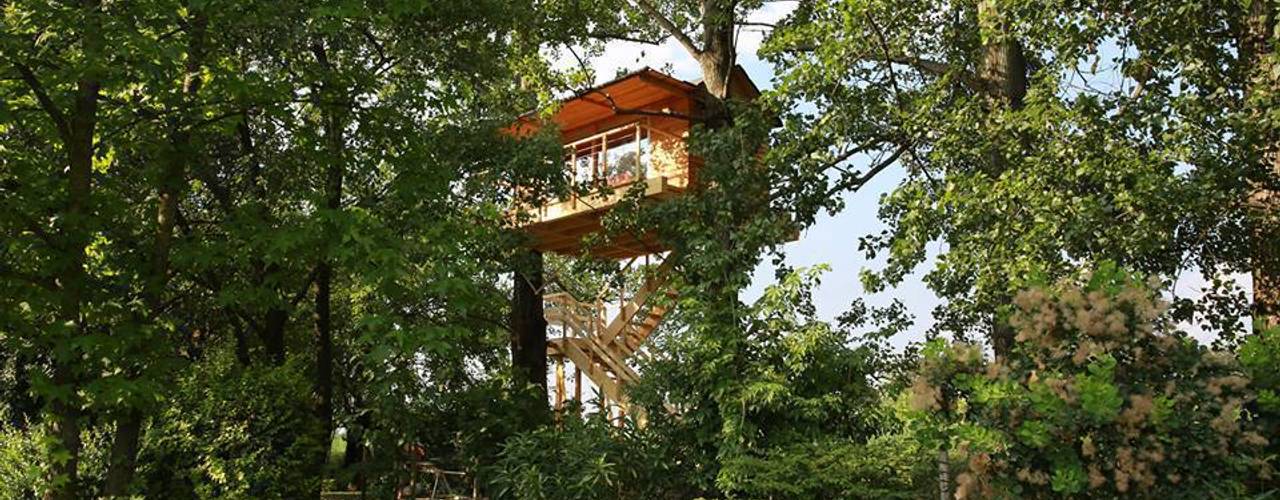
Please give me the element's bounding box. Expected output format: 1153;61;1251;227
511;66;761;259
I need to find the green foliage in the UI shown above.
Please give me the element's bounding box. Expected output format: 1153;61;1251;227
137;350;324;498
628;266;906;496
486;414;682;500
718;434;936;499
1240;326;1280;491
913;265;1274;498
1;0;1277;497
762;0;1271;348
0;420;46;499
1240;326;1280;413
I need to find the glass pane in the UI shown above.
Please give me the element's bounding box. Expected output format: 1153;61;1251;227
602;128;648;186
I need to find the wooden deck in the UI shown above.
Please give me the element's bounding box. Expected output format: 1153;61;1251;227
517;175;684;259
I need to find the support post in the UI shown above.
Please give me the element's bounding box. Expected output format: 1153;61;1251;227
574;366;582;407
554;356;565;415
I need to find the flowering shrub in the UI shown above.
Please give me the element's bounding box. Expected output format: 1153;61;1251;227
912;264;1273;498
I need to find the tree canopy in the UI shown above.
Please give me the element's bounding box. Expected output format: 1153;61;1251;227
0;0;1276;498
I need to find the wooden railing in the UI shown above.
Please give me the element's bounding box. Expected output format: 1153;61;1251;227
562;120;685;189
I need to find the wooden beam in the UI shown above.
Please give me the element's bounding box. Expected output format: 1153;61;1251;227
555;357;566;414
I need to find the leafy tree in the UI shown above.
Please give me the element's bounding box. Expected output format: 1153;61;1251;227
2;0;570;495
628;267;891;495
763;0;1280;356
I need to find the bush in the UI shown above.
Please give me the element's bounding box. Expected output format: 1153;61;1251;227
1239;325;1280;492
485;413;683;500
0;421;46;499
912;264;1273;498
137;351;324;498
718;434;936;499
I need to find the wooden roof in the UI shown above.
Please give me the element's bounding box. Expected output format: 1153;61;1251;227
514;65;761;136
552;69;696;132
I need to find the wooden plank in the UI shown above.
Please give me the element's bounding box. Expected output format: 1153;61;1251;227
599;255;676;345
559;338;625;403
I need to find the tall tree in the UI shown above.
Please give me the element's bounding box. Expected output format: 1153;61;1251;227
762;0;1266;353
3;1;107;496
104;4;210;493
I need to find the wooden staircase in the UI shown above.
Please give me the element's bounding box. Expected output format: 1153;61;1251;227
546;256;677;412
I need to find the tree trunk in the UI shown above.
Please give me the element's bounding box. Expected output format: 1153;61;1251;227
233;318;252;366
937;446;950;500
262;307;288;365
103;11;207;493
977;0;1027;360
310;39;344;454
42;2;102;497
1242;0;1280;331
342;403;371;490
315;263;334;432
510;250;547;392
695;0;736;127
103;408;143;496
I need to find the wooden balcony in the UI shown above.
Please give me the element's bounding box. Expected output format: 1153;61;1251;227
516;120;690;259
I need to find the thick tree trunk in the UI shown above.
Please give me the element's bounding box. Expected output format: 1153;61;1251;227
510;250;547;392
103;409;143;495
977;0;1027;360
695;0;737;127
1243;0;1280;331
262;307;288;365
46;363;82;500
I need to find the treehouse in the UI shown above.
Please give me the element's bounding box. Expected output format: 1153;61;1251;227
510;67;761;420
512;66;761;260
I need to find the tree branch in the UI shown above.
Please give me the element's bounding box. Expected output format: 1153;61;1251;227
825;145;906;198
886;55;985;93
585;31;664;45
12;61;71;142
0;259;58;292
628;0;702;57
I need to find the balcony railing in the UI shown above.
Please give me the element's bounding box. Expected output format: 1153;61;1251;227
564;121;683;189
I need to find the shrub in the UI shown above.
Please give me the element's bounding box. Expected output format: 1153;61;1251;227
912;264;1273;498
0;420;46;499
718;433;936;499
137;351;324;498
485;413;683;500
